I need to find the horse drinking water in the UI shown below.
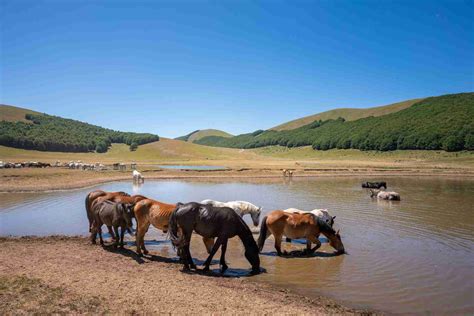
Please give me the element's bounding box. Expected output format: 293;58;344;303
169;202;260;274
283;208;336;243
258;210;345;256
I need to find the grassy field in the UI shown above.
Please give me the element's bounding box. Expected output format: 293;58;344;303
271;98;424;131
1;137;473;170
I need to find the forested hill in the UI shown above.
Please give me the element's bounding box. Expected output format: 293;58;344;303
195;93;474;152
0;106;159;153
175;129;233;142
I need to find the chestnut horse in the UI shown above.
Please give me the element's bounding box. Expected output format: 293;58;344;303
257;210;345;256
134;199;215;256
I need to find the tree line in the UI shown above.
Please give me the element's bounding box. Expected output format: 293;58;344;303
195;93;474;152
0;113;159;153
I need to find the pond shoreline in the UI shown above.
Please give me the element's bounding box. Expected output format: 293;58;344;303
0;236;377;315
1;167;473;193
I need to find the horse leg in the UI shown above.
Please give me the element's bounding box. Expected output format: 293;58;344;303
107;226;115;240
140;222;150;254
203;236;224;272
219;239;229;273
286;237;292;243
308;235;321;253
113;226;120;248
184;244;196;270
120;225;125;249
274;233;283;256
98;226;104;246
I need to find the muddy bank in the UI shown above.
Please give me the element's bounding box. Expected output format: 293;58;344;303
1;166;473;193
0;236;375;315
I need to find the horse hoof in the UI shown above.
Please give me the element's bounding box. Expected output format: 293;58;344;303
190;264;197;270
220;266;228;274
202;266;210;272
143;250;149;255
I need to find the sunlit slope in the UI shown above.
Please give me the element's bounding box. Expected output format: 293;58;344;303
0;104;42;123
0;138;257;163
176;129;233;142
271;98;424;131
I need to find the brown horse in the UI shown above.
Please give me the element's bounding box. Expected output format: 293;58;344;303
133;199;179;256
85;190;130;235
257;210;345;256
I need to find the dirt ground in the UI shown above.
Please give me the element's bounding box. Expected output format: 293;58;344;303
0;237;375;315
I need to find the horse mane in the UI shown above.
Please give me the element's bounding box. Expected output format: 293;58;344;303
317;216;336;234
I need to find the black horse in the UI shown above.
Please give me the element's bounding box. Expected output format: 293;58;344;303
361;181;387;189
169;202;260;274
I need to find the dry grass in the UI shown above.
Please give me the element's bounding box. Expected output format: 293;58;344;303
0;104;41;123
0;275;107;314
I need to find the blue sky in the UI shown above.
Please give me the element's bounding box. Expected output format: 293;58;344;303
1;0;473;138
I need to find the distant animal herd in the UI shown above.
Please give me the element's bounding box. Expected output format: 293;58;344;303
85;180;399;274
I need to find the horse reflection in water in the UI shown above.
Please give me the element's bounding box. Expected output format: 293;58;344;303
169;202;260;275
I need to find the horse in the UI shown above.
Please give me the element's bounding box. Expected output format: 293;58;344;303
362;181;387;189
257;210;345;256
85;190;130;236
370;189;400;201
133;199;180;256
90;200;134;248
169;202;260;274
132;170;144;183
283;208;336;243
200;199;262;227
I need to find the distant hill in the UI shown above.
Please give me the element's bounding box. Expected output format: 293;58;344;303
196;93;474;152
176;129;233;143
271;98;424;131
0;105;159;153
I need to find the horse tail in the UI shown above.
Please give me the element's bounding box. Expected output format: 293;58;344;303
168;204;184;249
257;215;269;252
85;193;92;232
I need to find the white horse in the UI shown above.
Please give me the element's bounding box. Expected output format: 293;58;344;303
370;189;400;201
201;199;262;227
283;208;335;227
133;170;144;183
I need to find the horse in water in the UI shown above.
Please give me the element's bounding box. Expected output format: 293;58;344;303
85;190;130;237
258;210;345;256
169;202;260;274
362;181;387;189
370;189;401;201
283;208;336;243
90;200;134;248
200;199;262;227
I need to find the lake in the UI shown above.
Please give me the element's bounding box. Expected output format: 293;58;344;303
1;177;473;314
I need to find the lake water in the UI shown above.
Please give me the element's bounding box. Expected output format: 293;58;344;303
1;177;473;314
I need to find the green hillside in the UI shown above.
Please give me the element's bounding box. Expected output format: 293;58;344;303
271;98;424;131
0;105;159;153
195;93;474;152
176;129;233;142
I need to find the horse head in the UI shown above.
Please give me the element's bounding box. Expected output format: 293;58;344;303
328;229;345;255
369;189;380;198
250;206;262;227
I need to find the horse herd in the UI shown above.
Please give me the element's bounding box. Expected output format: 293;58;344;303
85;190;346;275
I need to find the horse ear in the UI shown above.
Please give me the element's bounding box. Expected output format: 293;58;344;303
332;216;336;220
336;229;340;235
